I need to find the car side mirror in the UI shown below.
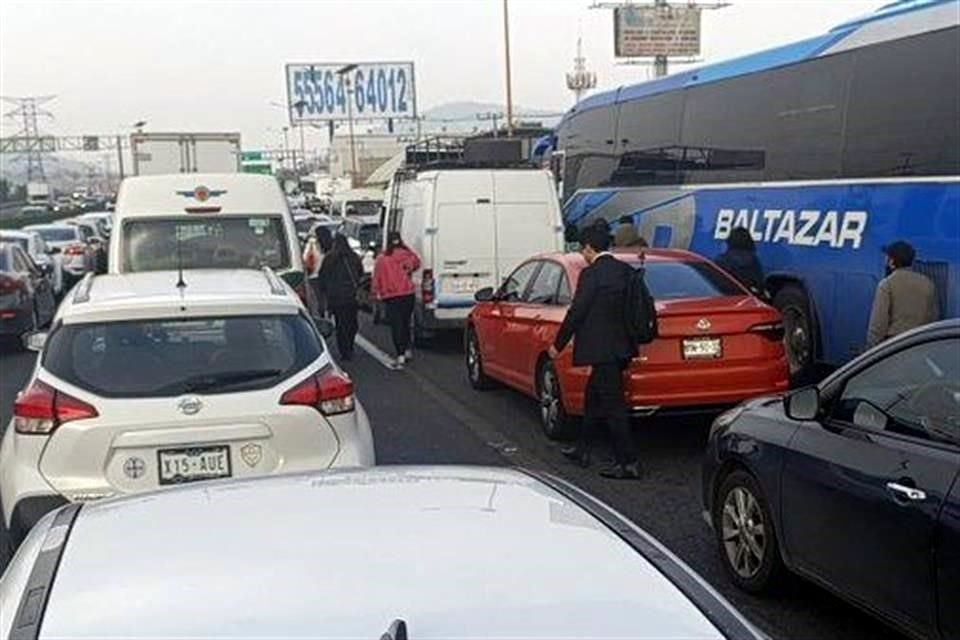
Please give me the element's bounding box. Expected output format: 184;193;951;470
784;386;820;421
315;317;335;338
474;287;495;303
23;331;48;352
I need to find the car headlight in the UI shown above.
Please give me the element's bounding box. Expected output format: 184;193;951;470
713;405;746;430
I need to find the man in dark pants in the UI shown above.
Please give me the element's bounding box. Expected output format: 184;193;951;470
549;225;642;480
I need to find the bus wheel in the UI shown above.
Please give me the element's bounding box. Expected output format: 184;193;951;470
772;285;816;384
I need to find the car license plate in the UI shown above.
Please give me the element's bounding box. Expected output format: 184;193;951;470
157;446;231;485
683;337;722;360
443;278;478;294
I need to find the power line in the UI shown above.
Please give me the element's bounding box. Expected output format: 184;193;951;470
2;95;56;181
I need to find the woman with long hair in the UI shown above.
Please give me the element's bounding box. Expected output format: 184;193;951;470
303;225;334;317
318;234;364;360
372;231;421;369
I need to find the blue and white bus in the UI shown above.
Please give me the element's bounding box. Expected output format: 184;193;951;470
553;0;959;378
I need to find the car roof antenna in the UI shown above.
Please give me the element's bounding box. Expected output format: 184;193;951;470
175;226;187;290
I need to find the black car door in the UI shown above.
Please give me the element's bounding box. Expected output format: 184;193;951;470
781;336;960;638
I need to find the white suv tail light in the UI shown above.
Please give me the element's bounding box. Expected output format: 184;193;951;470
14;380;99;435
280;369;355;416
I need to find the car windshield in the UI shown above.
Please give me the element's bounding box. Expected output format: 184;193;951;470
345;201;381;217
640;261;745;300
0;236;29;252
122;216;290;272
32;227;78;243
43;314;323;398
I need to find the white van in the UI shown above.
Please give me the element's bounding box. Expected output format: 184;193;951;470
384;169;564;341
330;188;385;224
109;173;307;298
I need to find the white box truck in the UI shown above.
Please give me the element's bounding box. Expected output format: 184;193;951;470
26;182;51;207
130;132;241;176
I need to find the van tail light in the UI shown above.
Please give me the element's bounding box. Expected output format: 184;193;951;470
0;275;25;294
280;369;355;416
14;380;99;435
748;321;785;341
63;244;86;256
421;269;435;305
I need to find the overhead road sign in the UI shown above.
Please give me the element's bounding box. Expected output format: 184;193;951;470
285;62;417;123
614;5;701;58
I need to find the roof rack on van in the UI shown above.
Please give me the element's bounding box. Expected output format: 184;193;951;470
261;266;287;296
72;273;96;304
403;136;539;171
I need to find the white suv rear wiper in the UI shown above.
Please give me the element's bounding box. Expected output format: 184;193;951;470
158;369;283;394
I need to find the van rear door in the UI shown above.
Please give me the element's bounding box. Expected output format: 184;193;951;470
492;171;563;280
434;172;497;305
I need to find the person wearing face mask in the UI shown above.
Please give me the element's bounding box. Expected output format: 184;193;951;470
866;240;938;348
372;231;421;369
548;224;642;480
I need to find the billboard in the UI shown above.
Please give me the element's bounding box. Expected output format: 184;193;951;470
614;5;701;58
285;62;416;123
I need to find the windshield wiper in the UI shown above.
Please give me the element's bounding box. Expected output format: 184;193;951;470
160;369;283;394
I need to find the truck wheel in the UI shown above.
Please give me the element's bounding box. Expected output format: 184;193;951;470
772;285;816;384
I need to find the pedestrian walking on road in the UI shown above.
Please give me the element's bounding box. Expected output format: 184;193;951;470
866;240;938;348
318;234;363;361
548;224;642;480
372;231;421;370
716;226;765;297
303;225;333;317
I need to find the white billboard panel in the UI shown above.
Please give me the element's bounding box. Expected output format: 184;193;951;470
614;5;701;58
285;62;416;123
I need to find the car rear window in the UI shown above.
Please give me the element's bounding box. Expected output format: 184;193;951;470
33;227;78;243
122;216;290;272
43;314;323;398
345;201;381;217
641;261;745;300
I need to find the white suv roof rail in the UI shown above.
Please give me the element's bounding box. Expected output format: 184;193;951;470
261;266;287;296
72;273;96;304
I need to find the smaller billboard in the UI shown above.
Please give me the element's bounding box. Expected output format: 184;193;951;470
285;62;416;123
614;5;701;58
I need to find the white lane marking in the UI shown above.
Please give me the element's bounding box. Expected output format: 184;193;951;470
356;334;397;370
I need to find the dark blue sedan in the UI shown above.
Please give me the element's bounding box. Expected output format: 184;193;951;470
703;319;960;640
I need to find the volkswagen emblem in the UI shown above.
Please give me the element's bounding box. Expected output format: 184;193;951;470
696;318;712;332
123;457;145;480
178;396;203;415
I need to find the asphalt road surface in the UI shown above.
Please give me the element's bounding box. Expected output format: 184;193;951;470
0;321;903;640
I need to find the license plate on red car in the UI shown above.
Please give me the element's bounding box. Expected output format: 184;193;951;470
683;337;722;360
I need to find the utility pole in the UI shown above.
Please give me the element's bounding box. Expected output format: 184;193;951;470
282;126;290;170
337;64;360;187
2;95;56;182
502;0;514;136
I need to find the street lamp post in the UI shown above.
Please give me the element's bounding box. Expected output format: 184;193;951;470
337;64;359;187
282;126;290;170
502;0;514;137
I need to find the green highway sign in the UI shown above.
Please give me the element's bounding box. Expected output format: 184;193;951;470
242;161;272;175
240;151;264;162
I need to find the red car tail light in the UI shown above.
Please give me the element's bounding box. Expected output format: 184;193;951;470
0;275;24;294
14;380;99;435
63;244;86;256
280;369;355;416
748;321;786;341
421;269;435;305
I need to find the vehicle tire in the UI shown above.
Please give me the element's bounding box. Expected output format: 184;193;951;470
772;285;817;385
465;328;495;390
713;469;784;594
536;359;575;440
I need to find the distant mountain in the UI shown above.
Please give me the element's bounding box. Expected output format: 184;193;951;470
1;155;107;191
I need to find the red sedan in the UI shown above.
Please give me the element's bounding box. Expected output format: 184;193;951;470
466;249;790;438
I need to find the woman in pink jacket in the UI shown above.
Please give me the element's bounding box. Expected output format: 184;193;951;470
372;231;421;369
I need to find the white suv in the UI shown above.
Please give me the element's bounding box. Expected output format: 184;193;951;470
1;268;374;546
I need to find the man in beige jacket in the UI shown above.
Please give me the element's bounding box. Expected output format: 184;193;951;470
866;241;939;348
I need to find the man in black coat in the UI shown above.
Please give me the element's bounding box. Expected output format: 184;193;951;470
549;224;642;480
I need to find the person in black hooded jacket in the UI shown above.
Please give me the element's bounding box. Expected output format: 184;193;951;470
716;227;765;296
318;234;364;360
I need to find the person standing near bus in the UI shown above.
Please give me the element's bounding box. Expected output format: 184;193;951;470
866;240;939;348
373;231;421;370
716;227;765;296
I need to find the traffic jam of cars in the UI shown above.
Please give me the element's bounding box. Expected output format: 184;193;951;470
1;1;959;638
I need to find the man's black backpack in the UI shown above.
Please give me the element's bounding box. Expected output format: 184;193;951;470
623;260;658;345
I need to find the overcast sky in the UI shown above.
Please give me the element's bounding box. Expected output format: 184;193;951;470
1;0;885;151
